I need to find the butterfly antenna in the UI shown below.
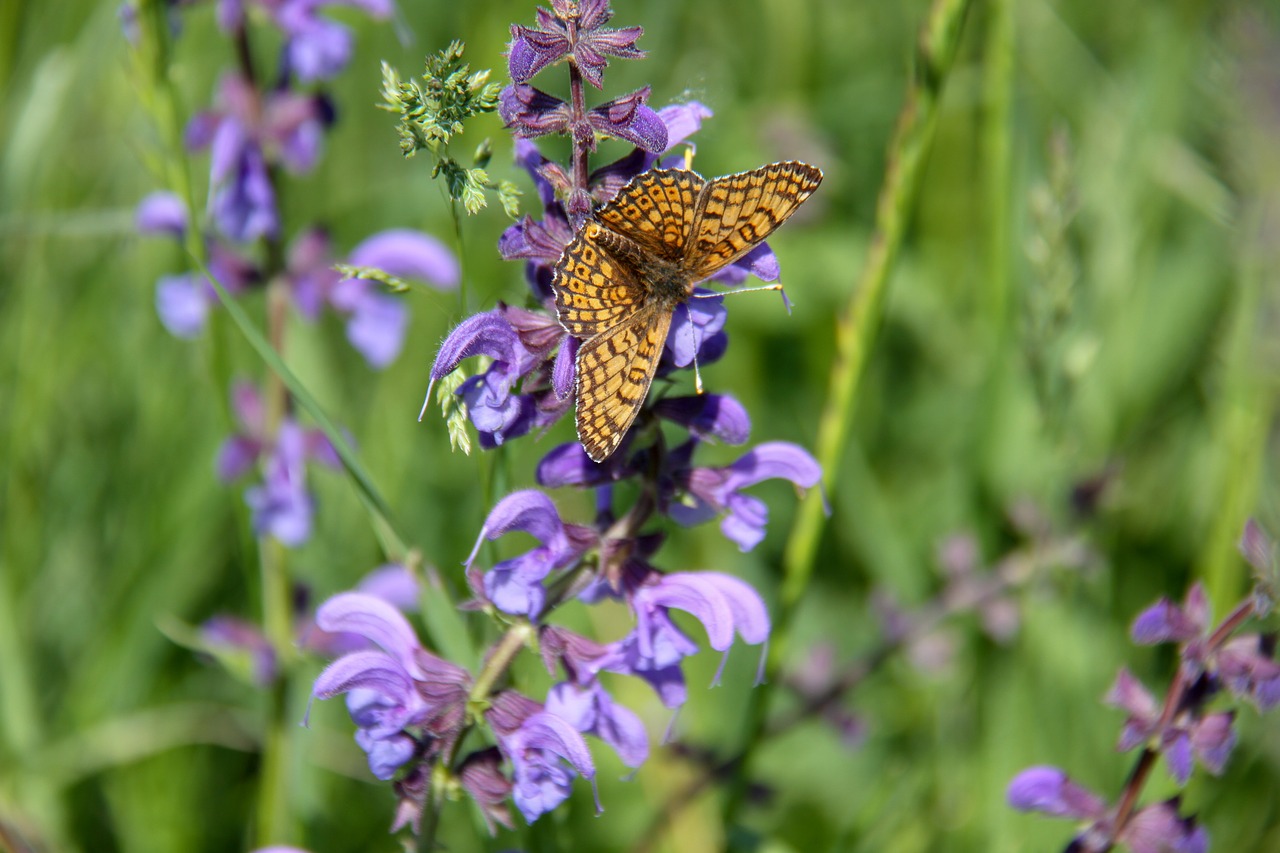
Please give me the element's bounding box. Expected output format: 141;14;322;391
691;282;792;314
685;301;705;395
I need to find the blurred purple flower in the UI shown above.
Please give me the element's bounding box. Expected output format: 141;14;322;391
1007;766;1106;820
186;74;331;241
217;0;393;82
216;382;340;546
669;442;823;551
284;227;456;368
1123;800;1209;853
508;0;644;90
1105;668;1237;784
1131;583;1209;646
312;592;471;779
200;615;278;686
486;690;597;823
136;191;188;237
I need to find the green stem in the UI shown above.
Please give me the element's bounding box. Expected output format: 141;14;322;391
1200;203;1272;610
726;0;975;832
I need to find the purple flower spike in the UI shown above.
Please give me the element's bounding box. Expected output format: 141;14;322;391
672;442;823;552
348;229;461;291
546;681;649;768
1006;766;1106;819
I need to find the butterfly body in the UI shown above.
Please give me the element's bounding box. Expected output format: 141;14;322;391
552;161;823;462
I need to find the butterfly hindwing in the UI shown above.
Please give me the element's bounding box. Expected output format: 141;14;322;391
686;161;823;281
596;168;705;263
574;305;673;462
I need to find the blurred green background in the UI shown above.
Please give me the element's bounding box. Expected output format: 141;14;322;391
3;0;1279;850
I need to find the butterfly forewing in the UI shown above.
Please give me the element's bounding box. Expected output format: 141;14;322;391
553;222;648;339
597;169;705;263
687;161;823;281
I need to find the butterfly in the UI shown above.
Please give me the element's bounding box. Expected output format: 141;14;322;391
551;160;823;462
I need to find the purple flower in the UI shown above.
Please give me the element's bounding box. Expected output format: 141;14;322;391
200;615;278;686
457;749;515;832
486;691;597;823
312;592;471;780
589;570;768;708
669;442;823;552
508;0;644;90
216;382;340;546
216;0;392;82
187;74;331;241
150;242;257;339
1007;766;1106;820
1123;800;1209;853
500;83;666;154
545;681;648;768
300;563;421;657
1104;668;1238;784
136;191;188;237
465;490;595;617
283;227;456;368
1131;583;1208;646
244;422;319;546
652;395;751;445
430;307;570;448
633;571;770;682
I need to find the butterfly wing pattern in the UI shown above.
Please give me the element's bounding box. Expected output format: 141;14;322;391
552;161;822;462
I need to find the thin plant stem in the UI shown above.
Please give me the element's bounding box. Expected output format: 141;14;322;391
1200;204;1272;611
725;0;975;831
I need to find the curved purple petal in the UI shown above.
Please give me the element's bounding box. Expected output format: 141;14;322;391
348;229;460;290
312;649;413;702
468;490;567;564
722;442;823;493
431;310;528;380
315;592;427;678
